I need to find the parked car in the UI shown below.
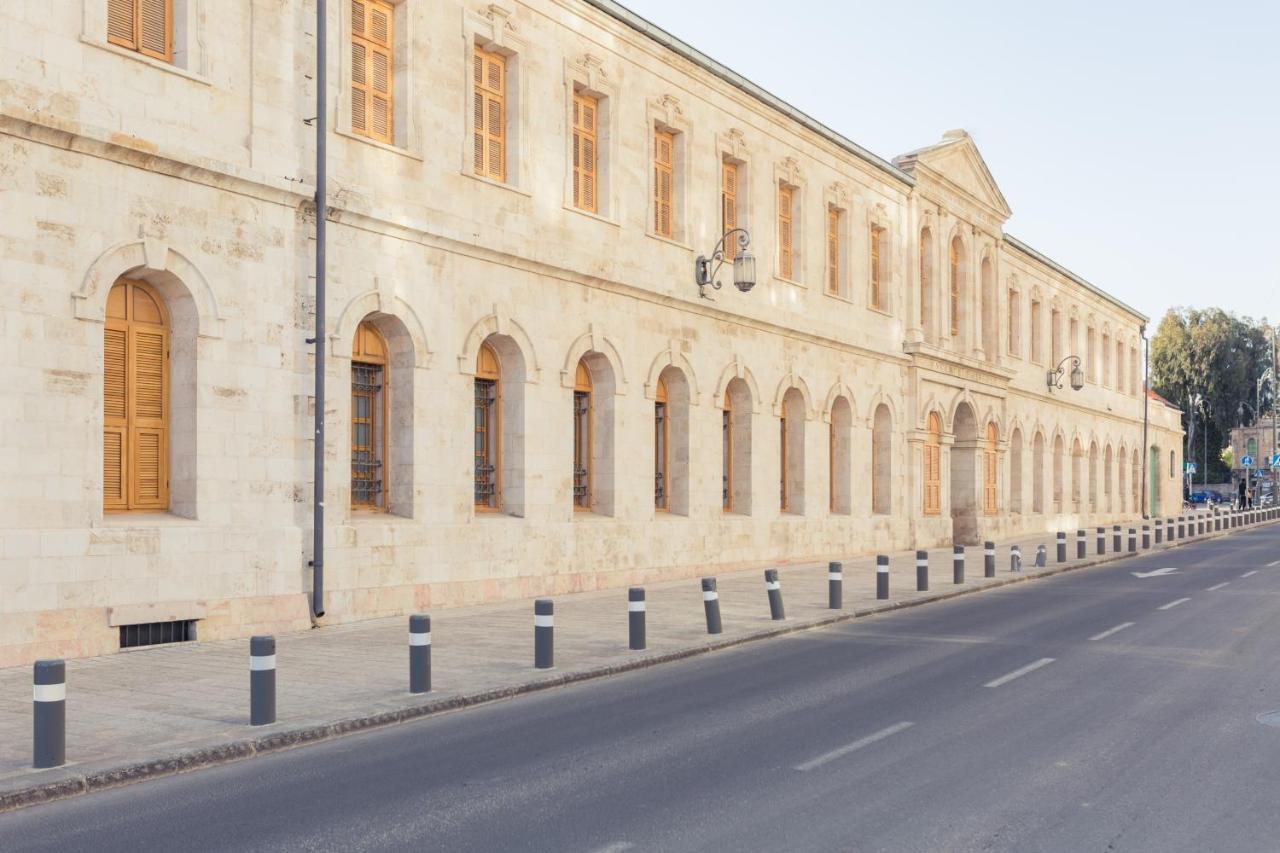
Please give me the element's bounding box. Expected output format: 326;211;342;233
1188;490;1225;505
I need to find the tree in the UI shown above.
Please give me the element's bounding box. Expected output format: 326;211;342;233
1149;308;1275;483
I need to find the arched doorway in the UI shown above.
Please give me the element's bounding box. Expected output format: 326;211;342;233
950;402;979;544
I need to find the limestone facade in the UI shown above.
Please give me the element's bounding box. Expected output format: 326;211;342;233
0;0;1184;664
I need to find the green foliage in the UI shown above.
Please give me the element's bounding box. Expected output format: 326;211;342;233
1149;308;1276;481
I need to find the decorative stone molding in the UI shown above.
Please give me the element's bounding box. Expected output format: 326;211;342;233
771;370;815;420
75;239;225;339
457;307;542;382
331;288;432;368
561;326;627;392
713;356;761;413
643;345;701;404
821;380;857;424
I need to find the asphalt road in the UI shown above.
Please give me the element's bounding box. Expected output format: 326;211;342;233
3;525;1280;852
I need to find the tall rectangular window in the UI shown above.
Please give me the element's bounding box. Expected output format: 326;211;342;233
924;413;942;515
984;423;998;515
571;92;598;212
722;160;739;257
654;377;669;510
779;411;789;511
573;362;593;510
351;0;394;144
474;344;501;511
1051;309;1062;366
722;398;733;511
653;129;675;238
825;206;842;296
473;46;507;181
949;240;961;337
778;183;795;280
869;224;885;309
1007;289;1019;356
104;280;169;512
1030;300;1042;363
351;322;389;510
108;0;172;62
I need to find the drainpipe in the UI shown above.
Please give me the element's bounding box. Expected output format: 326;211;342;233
310;0;327;618
1140;324;1149;519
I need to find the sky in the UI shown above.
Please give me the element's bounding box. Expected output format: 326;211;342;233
621;0;1280;327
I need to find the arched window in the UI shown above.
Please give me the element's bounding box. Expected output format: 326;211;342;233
474;342;501;511
949;238;963;338
980;255;996;359
654;375;669;510
1010;428;1023;514
1118;447;1127;510
723;378;753;514
1104;445;1114;512
1131;449;1140;513
573;359;593;511
919;227;934;341
1053;435;1065;512
829;396;852;515
1072;439;1084;509
104;279;169;511
1169;449;1175;478
924;412;942;515
723;389;733;511
872;404;892;515
352;321;389;509
1033;432;1045;513
1089;442;1099;510
983;423;998;515
780;388;806;514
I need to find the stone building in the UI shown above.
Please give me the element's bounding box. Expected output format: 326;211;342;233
0;0;1184;664
1229;422;1278;495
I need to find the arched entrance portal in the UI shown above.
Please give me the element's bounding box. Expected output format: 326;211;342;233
950;402;979;544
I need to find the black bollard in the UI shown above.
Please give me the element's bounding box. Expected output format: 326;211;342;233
1096;527;1106;555
409;614;431;694
828;562;843;610
1010;545;1022;572
702;578;722;634
1056;531;1067;563
764;569;785;620
32;660;65;769
1076;529;1086;559
628;588;646;651
1128;528;1137;552
953;545;964;584
534;599;554;669
916;550;929;591
1154;519;1163;545
876;555;889;599
1142;525;1150;549
250;635;276;726
984;541;995;578
1113;524;1122;552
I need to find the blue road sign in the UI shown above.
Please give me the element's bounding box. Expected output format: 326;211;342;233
1185;462;1197;475
1241;455;1254;468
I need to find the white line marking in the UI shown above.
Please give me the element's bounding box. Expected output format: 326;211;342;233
984;658;1056;688
1158;597;1191;611
1267;560;1279;567
1241;570;1258;578
1207;582;1230;591
794;721;914;771
589;844;635;853
1089;622;1134;642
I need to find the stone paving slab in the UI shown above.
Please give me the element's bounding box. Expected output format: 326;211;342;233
0;511;1240;811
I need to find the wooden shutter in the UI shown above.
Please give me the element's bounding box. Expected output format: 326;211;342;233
949;239;960;336
351;0;393;143
572;92;598;212
924;413;941;515
107;0;171;61
826;206;840;295
778;184;793;280
870;225;883;308
653;129;674;238
104;281;168;512
721;161;738;258
984;424;998;514
474;46;506;181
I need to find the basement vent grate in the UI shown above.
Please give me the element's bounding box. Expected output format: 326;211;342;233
119;620;197;649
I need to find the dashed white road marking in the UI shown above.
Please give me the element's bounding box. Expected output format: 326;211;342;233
589;844;635;853
1207;582;1230;591
1241;570;1258;578
794;722;914;771
1158;597;1191;611
984;658;1056;688
1089;622;1135;642
1267;560;1279;568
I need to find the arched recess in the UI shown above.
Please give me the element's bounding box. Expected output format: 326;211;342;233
1132;448;1141;514
828;395;852;516
871;403;893;515
919;224;936;344
948;230;967;344
1104;444;1114;512
471;332;529;517
1072;438;1085;510
983;421;999;515
654;365;691;516
562;328;627;393
1052;432;1066;512
1088;440;1100;512
821;381;857;425
572;350;618;516
644;347;701;405
458;310;542;384
951;401;980;543
714;357;762;415
780;387;807;514
722;376;754;514
347;312;417;517
1118;445;1129;512
1032;431;1046;513
75;239;225;340
1009;427;1024;514
333;289;432;369
980;252;996;360
772;371;815;420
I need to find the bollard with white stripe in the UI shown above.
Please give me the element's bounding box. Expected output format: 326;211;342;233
628;588;646;651
1213;510;1220;532
534;599;554;669
1056;531;1067;564
1154;519;1163;545
1076;529;1086;559
916;550;929;591
953;545;965;584
1142;525;1150;550
876;555;890;599
1113;524;1122;552
1010;544;1022;572
984;541;995;578
1128;528;1137;552
32;659;65;769
764;569;785;620
828;561;843;610
702;578;722;634
250;635;276;726
1177;517;1185;539
409;614;431;694
1096;527;1106;555
1166;518;1174;541
1198;515;1205;536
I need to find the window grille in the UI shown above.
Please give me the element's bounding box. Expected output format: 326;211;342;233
474;378;499;507
351;362;385;507
722;405;733;511
573;390;591;509
120;619;195;649
654;400;668;509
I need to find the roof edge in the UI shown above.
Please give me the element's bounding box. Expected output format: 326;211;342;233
580;0;914;187
1005;235;1148;326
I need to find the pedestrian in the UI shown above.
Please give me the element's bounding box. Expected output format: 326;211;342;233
1238;478;1247;510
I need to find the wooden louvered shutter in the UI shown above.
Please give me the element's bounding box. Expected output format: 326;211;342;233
104;281;169;512
870;226;882;309
351;0;393;143
653;129;674;238
137;0;171;61
984;424;998;514
572;92;598;212
924;413;941;515
474;46;506;180
107;0;137;50
721;161;737;258
778;184;793;280
826;206;840;295
103;323;128;509
130;323;168;508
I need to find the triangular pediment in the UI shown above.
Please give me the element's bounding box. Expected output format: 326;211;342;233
894;130;1012;222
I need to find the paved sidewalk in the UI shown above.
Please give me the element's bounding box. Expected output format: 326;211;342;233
0;512;1236;811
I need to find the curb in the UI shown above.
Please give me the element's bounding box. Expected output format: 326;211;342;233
2;517;1272;814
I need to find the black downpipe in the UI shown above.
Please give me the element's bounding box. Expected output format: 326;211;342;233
311;0;327;618
1140;324;1149;520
